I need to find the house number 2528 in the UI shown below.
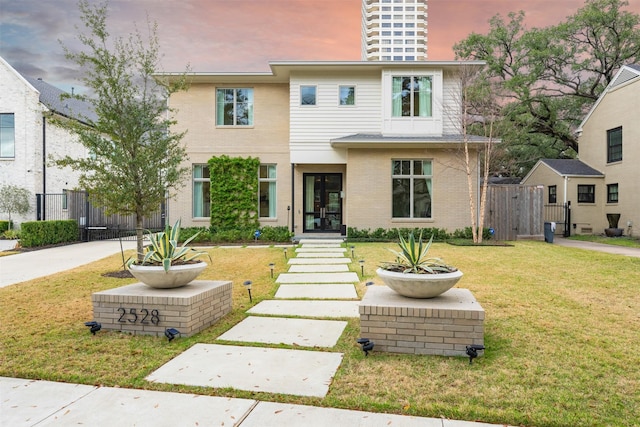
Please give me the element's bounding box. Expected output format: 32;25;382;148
117;308;160;325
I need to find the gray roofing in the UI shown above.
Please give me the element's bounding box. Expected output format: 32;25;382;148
540;159;603;176
626;63;640;72
24;76;96;124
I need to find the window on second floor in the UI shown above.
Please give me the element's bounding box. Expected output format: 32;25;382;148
391;76;432;117
300;86;317;106
548;185;557;204
607;126;622;163
339;86;355;106
216;88;253;126
607;183;619;203
577;184;595;203
0;113;15;158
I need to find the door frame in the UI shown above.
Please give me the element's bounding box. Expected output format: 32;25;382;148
302;173;343;233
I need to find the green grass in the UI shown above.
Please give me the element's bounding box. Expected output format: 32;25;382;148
568;234;640;248
1;242;639;427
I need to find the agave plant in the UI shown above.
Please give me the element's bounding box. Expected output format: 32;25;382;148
380;230;456;274
128;219;211;272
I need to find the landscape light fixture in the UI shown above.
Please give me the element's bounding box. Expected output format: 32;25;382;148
243;280;253;302
165;328;180;342
283;248;288;259
359;259;365;277
357;338;374;356
465;344;485;365
350;245;355;258
365;281;374;287
269;263;275;278
84;321;101;335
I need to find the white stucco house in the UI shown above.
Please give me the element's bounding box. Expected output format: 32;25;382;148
0;56;93;227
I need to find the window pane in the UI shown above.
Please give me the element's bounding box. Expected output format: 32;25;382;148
301;86;316;105
413;178;431;218
607;184;618;203
339;86;355;105
193;165;210;217
413;76;432;117
0;113;15;158
607;127;622;163
392;178;410;217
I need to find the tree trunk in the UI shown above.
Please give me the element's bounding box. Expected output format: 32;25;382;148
136;214;144;263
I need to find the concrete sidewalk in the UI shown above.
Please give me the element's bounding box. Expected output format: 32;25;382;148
553;236;640;257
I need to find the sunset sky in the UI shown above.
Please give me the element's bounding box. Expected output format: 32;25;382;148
2;0;640;93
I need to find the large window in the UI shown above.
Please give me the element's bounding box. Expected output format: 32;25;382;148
548;185;557;204
607;127;622;163
300;86;317;106
0;113;15;158
391;76;432;117
607;183;619;203
216;88;253;126
577;184;595;203
392;160;432;218
193;165;210;218
259;164;276;218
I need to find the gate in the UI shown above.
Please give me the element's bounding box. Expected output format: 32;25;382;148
36;191;165;241
486;185;544;241
544;201;571;237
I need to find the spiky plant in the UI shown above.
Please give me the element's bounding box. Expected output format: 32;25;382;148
380;231;456;274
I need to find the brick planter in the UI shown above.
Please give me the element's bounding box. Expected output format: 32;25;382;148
92;280;232;337
359;286;484;356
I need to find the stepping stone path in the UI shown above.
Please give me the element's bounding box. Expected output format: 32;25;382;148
147;238;360;398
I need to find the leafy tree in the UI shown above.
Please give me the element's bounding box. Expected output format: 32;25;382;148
454;0;640;176
0;184;31;229
53;0;190;259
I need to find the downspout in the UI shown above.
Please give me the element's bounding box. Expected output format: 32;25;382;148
291;163;295;234
42;115;47;220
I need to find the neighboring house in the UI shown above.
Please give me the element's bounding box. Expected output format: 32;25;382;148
0;56;92;226
521;159;604;235
164;60;490;235
523;64;640;236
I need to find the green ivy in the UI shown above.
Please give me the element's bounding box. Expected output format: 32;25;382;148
208;155;261;230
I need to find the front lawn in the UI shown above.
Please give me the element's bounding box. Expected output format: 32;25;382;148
1;242;638;427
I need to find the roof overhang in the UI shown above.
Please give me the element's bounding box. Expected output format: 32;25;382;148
330;133;495;149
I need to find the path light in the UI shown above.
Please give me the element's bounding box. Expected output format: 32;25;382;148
84;321;101;335
350;245;355;258
357;338;374;356
365;281;374;287
165;328;180;342
359;259;365;277
283;248;288;259
269;263;275;278
243;280;253;302
466;344;485;365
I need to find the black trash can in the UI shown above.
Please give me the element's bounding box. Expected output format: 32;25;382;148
544;222;555;243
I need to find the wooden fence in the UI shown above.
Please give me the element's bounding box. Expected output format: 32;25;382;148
485;185;544;241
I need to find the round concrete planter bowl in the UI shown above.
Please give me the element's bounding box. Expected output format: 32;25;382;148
376;268;463;299
129;262;207;289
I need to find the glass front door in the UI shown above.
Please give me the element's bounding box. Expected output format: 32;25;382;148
303;173;342;232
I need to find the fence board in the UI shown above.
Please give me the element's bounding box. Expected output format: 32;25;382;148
486;185;544;241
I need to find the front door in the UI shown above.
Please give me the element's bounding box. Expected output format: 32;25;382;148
303;173;342;232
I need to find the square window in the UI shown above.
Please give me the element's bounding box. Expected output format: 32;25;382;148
607;127;622;163
339;86;355;106
391;76;432;117
577;184;595;203
300;86;317;106
216;88;253;126
607;183;618;203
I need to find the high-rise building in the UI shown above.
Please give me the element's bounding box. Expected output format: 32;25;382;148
361;0;428;61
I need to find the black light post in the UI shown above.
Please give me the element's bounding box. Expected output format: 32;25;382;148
269;263;275;278
359;259;365;277
243;280;253;302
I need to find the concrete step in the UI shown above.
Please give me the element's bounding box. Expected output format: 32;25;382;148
276;272;359;284
275;284;358;299
288;264;350;273
247;300;360;318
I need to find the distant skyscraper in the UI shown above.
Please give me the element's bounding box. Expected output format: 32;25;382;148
361;0;428;61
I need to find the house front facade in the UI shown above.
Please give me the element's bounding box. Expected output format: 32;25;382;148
166;61;487;236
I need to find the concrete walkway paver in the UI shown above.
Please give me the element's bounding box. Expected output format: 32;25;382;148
288;257;351;264
288;264;350;273
247;300;360;318
146;344;344;398
217;316;348;347
275;284;358;299
276;272;359;283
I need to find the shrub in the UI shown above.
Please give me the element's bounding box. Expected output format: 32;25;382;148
0;220;12;233
258;226;293;242
20;220;79;247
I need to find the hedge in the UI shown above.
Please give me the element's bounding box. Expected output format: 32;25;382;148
20;220;79;247
0;220;12;233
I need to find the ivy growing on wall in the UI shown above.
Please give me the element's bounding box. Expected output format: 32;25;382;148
208;155;261;230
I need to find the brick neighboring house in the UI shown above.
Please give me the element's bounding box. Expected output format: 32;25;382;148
164;60;490;235
0;56;93;226
522;64;640;236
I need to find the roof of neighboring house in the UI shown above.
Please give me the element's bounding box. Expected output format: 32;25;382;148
521;159;604;183
24;76;96;124
330;133;496;148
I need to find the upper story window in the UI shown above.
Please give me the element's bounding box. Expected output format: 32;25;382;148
0;113;15;158
392;159;432;219
392;76;432;117
607;183;619;203
577;184;595;203
548;185;557;203
216;88;253;126
300;86;317;106
607;126;622;163
339;86;355;106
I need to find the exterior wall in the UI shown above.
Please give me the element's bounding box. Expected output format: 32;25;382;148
168;83;291;228
578;79;640;235
0;59;85;226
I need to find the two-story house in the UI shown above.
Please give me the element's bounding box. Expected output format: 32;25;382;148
522;64;640;236
165;61;488;235
0;56;92;226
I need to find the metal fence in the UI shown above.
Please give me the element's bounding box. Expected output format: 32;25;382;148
35;191;165;241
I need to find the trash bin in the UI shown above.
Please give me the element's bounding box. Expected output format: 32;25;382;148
544;222;556;243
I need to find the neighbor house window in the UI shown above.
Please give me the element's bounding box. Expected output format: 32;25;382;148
62;189;68;210
577;184;595;203
607;183;619;203
548;185;557;204
607;127;622;163
0;113;15;158
391;76;432;117
392;159;432;218
193;165;210;218
339;86;355;106
300;86;317;106
259;164;276;218
216;88;253;126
